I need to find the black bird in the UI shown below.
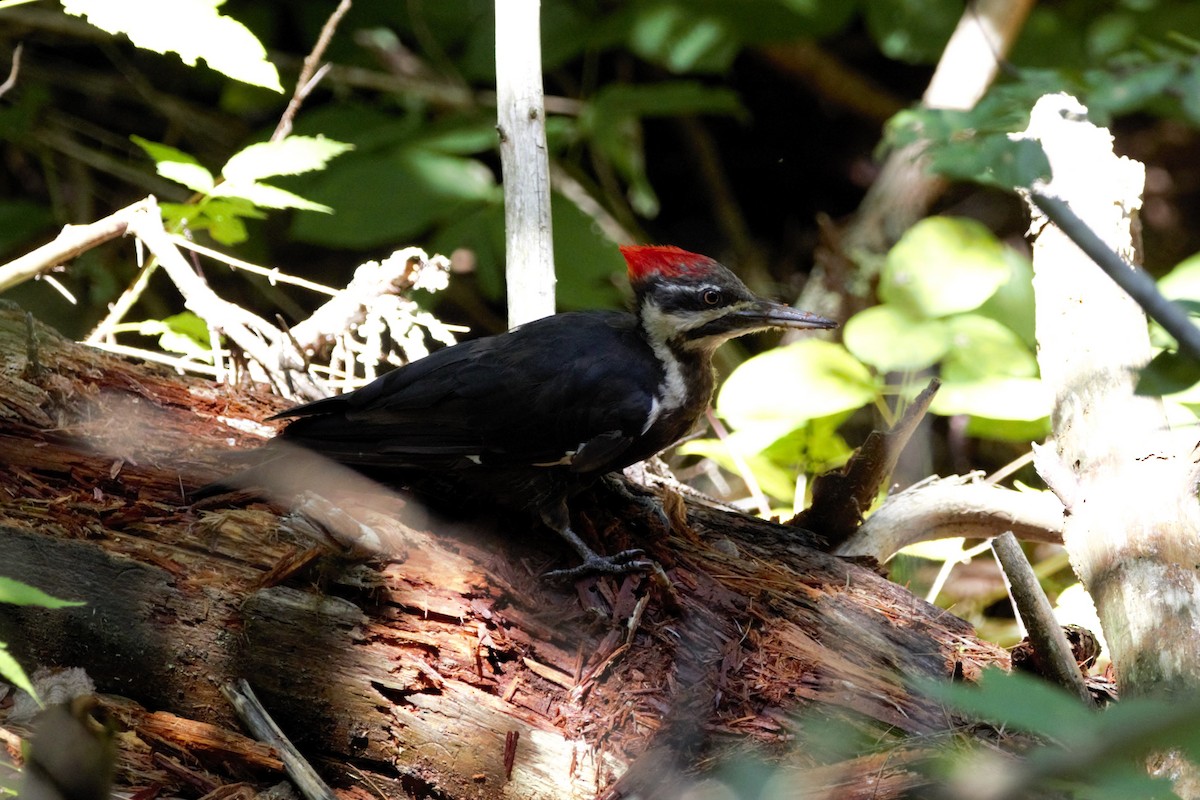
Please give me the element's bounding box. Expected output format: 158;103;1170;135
245;246;835;578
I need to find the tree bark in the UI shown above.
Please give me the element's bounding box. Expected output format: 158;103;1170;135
0;302;1008;798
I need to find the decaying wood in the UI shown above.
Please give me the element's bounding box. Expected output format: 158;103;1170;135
0;302;1009;798
1023;95;1200;705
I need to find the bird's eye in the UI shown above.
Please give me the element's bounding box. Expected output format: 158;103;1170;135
701;289;722;306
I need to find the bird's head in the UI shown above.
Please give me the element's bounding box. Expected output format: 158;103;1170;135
620;245;836;352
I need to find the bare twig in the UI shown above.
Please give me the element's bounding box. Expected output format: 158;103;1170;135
495;0;555;327
992;532;1093;704
222;680;338;800
836;474;1065;562
0;200;141;294
271;0;352;142
121;197;322;400
0;42;22;99
168;235;339;296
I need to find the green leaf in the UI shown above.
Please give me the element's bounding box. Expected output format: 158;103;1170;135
976;248;1037;347
1086;60;1182;120
549;194;625;310
928;135;1052;191
582;82;743;217
931;376;1052;422
864;0;961;64
126;312;212;357
678;437;801;504
629;5;738;73
880;217;1014;318
1138;350;1200;396
941;314;1039;383
131;136;215;193
130;135;202;167
843;305;949;373
963;415;1050;442
918;668;1092;741
291;148;498;248
157;162;215;194
62;0;283;91
1157;250;1200;301
0;642;38;702
221;136;354;184
0;576;84;608
0;200;54;254
211;181;332;213
717;340;878;431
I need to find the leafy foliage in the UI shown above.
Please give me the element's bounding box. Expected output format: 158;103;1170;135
706;217;1048;509
0;577;84;703
132;134;353;244
61;0;283;91
924;669;1200;799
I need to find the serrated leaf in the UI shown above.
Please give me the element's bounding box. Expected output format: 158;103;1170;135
211;182;332;212
717;340;877;430
881;217;1014;318
844;305;949;373
157;162;215;194
130;135;202;167
62;0;282;91
0;643;38;701
0;576;84;608
221;136;354;184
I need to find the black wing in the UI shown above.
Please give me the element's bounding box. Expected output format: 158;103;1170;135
274;311;664;476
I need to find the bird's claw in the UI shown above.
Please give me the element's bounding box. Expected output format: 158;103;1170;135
543;549;655;583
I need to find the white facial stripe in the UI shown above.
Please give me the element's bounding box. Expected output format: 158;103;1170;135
640;303;691;412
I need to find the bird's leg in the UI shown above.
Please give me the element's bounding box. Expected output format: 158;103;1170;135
539;500;653;582
601;473;672;533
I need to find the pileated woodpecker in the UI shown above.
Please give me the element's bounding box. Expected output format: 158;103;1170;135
238;246;835;578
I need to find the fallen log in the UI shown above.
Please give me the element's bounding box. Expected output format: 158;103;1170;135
0;303;1007;798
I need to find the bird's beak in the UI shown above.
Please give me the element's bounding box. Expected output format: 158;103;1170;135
735;300;838;331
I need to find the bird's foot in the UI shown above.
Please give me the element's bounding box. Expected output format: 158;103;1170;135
543;549;655;583
602;475;671;533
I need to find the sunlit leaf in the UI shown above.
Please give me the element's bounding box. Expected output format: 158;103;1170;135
844;305;949;373
931;376;1052;421
212;182;332;212
158;162;215;194
942;314;1039;383
881;217;1014;318
0;643;38;702
221;136;354;184
963;415;1050;442
62;0;283;91
977;248;1037;346
717;340;877;430
0;576;84;608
